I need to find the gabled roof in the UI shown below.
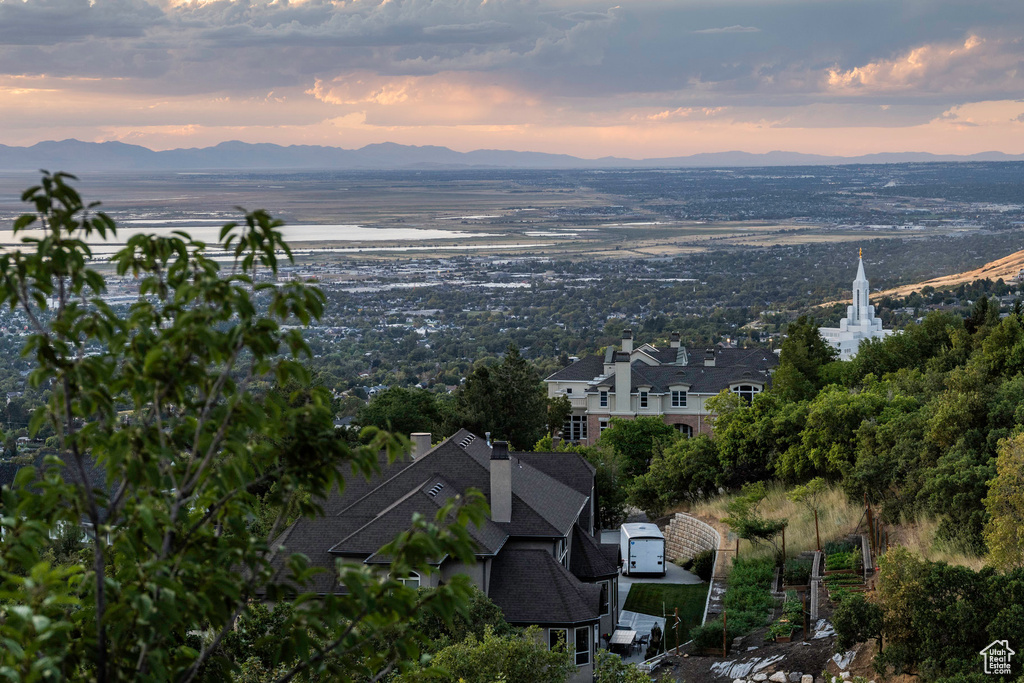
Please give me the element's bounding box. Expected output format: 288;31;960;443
489;548;602;625
332;430;588;541
569;526;619;580
545;343;776;389
269;430;597;595
545;355;605;382
588;361;773;394
330;474;508;559
514;452;595;499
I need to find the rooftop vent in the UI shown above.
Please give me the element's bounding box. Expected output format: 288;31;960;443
458;434;477;449
427;482;445;497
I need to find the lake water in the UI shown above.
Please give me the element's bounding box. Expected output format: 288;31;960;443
0;220;498;255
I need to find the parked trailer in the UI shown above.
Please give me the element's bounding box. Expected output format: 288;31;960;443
619;523;666;576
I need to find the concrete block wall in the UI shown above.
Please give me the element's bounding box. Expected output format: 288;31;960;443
663;512;720;562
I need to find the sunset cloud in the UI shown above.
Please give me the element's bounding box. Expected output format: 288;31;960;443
0;0;1023;155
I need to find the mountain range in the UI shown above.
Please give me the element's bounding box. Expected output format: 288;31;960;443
1;139;1023;171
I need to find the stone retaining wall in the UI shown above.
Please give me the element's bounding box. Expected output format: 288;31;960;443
664;512;720;562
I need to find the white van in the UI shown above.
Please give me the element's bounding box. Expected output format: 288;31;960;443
619;523;666;576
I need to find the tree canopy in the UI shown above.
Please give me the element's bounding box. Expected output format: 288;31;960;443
0;173;488;682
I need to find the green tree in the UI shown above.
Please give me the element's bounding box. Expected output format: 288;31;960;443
772;316;837;402
628;435;720;518
788;477;829;551
984;433;1024;570
394;625;576;683
722;482;787;560
594;649;653;683
448;344;548;449
599;415;678;479
356;386;442;436
547;394;572;437
0;173;488;682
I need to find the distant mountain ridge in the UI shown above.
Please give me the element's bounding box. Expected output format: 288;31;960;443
1;139;1022;171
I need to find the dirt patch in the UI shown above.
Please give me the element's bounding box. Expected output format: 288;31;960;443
653;624;838;682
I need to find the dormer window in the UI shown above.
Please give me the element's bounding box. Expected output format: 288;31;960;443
639;391;648;408
600;390;608;407
671;390;687;407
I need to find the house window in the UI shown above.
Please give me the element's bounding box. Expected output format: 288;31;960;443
599;419;609;433
574;626;590;666
599;390;608;407
671;390;687;407
731;385;761;403
562;415;588;442
556;537;569;567
549;628;568;651
396;571;421;589
565;387;572;394
675;424;693;438
599;580;610;616
639;391;648;408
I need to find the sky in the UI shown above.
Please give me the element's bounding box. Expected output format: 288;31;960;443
1;0;1023;157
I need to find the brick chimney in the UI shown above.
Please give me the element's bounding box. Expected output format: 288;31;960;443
704;348;716;367
490;441;512;523
670;332;681;349
621;329;633;354
411;432;431;460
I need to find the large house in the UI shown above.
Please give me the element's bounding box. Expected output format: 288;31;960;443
546;331;778;445
273;429;620;683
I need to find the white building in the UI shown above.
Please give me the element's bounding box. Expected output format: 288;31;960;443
819;253;892;360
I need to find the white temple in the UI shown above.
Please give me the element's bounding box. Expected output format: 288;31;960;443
819;251;892;360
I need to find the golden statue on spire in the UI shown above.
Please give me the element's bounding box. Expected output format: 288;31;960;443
859;247;862;259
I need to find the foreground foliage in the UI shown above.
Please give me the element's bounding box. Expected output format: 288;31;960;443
0;174;487;682
832;548;1024;681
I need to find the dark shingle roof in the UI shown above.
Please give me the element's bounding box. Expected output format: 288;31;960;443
569;526;619;580
489;548;602;625
320;451;414;516
514;451;595;499
271;430;597;595
589;360;774;394
545;355;605;382
331;474;508;559
545;346;776;391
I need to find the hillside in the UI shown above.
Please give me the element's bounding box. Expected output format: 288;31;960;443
875;248;1024;298
819;248;1024;306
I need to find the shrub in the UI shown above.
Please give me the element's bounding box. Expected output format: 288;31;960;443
728;557;775;587
823;539;858;555
783;558;812;585
723;584;776;615
691;549;716;582
690;619;744;652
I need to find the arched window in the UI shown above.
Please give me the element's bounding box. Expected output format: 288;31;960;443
731;384;761;403
675;424;693;438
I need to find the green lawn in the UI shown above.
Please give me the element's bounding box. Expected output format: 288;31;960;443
621;583;709;651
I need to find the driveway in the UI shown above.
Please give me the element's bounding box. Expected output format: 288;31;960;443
601;528;704;664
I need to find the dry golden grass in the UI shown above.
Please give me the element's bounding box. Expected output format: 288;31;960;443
889;515;986;571
688;483;862;560
685;483;987;569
